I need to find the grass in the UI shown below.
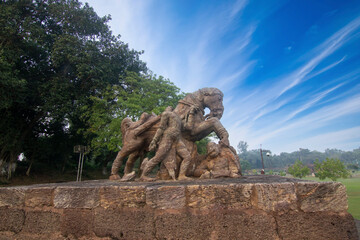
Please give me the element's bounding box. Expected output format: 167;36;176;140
303;174;360;220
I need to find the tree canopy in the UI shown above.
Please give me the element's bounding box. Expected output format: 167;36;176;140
0;0;183;179
81;71;183;159
287;160;310;179
314;158;350;181
237;141;360;170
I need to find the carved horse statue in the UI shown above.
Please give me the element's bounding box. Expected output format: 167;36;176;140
109;87;230;180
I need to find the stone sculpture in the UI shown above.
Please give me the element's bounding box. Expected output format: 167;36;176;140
109;87;241;181
139;106;192;181
193;142;241;179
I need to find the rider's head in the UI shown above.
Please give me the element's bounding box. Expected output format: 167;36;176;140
165;106;173;112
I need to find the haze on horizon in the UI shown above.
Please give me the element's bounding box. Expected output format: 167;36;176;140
83;0;360;154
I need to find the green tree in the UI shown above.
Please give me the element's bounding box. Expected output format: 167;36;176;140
195;133;218;155
240;159;251;171
314;158;350;181
80;71;184;169
237;141;248;154
347;163;359;170
0;0;148;178
288;160;310;179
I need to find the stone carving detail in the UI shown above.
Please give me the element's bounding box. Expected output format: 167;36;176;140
139;106;192;181
109;88;241;181
193;142;241;179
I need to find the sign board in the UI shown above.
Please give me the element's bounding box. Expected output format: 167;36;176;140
74;145;90;154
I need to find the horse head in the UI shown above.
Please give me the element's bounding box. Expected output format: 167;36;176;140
198;88;224;119
175;87;224;122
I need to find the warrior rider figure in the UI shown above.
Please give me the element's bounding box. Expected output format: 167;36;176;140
140;106;192;181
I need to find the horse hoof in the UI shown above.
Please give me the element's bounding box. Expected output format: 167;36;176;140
139;176;156;182
230;173;241;178
178;175;192;181
199;171;211;179
109;174;121;180
120;171;136;182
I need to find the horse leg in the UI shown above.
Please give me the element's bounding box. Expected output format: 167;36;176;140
110;140;143;180
115;152;139;182
109;150;126;180
137;151;145;177
191;118;229;145
124;152;139;175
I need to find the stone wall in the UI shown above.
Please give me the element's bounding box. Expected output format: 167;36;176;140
0;176;358;239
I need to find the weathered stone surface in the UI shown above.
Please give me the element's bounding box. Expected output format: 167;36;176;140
0;177;358;240
154;209;278;240
100;185;145;208
24;211;61;234
211;184;253;209
0;231;15;240
193;142;241;179
54;187;99;208
154;210;217;239
0;207;24;233
0;188;25;207
94;208;154;239
0;232;66;240
251;182;297;212
216;209;279;239
61;209;93;238
186;185;217;209
186;183;253;209
25;187;54;207
276;211;358;240
295;181;348;212
146;185;186;209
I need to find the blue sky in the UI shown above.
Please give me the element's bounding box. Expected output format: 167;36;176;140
83;0;360;154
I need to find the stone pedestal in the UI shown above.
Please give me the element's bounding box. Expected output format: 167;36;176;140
0;176;358;239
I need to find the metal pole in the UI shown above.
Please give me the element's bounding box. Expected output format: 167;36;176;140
260;144;265;174
79;152;85;182
76;153;82;181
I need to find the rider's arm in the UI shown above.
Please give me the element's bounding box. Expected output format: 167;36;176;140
184;107;196;130
149;113;168;150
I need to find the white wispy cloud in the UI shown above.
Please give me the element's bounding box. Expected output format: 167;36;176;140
85;0;154;52
84;1;360;154
225;16;360;139
85;0;172;83
281;82;346;122
227;17;360;151
234;93;360;153
278;16;360;97
306;55;347;79
285;126;360;152
218;61;257;91
229;0;248;19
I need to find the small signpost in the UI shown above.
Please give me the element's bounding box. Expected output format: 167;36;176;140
74;145;90;182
